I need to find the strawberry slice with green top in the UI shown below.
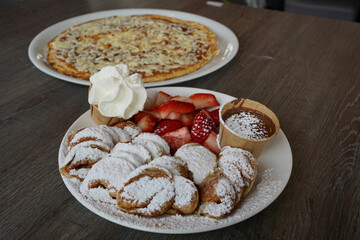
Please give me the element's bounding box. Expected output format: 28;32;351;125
152;100;195;119
154;119;184;136
189;93;220;109
190;109;215;144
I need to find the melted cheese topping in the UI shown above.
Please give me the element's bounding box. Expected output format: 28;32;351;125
49;15;216;77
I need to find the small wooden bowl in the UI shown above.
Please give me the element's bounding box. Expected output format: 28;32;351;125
218;98;280;157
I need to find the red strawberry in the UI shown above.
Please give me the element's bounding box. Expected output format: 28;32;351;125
143;110;160;119
136;115;157;132
209;109;220;125
143;97;155;111
152;100;195;119
169;95;192;103
155;91;171;106
191;109;215;144
132;111;159;132
162;127;192;154
203;131;221;155
132;111;159;124
189;93;220;109
154;119;184;136
166;112;182;120
181;111;197;126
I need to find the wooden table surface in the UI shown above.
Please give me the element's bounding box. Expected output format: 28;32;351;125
1;0;359;239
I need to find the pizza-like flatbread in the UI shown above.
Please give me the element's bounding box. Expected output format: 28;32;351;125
47;15;217;83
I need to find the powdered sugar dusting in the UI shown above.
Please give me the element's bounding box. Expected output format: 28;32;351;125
132;134;169;159
149;156;187;177
118;165;175;216
69;127;114;150
83;185;116;204
218;146;257;189
201;197;232;218
133;133;170;155
111;142;152;164
201;177;236;218
69;168;90;180
173;176;197;208
80;155;137;203
123;126;141;139
124;176;174;214
175;143;217;185
121;176;167;204
100;125;132;143
64;144;108;168
139;184;174;214
225;112;269;140
216;178;235;197
60;140;109;167
61;166;284;231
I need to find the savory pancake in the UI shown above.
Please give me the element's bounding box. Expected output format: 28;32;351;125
47;15;217;83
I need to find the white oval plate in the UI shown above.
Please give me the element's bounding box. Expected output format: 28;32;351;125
58;87;292;234
29;9;239;87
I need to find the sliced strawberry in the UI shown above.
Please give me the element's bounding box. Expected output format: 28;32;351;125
209;108;220;125
136;115;157;132
166;112;182;120
191;109;215;144
132;111;159;124
152;100;195;119
201;108;213;119
162;126;192;154
143;110;160;119
155;91;171;106
168;95;192;103
143;97;155;111
203;131;221;155
154;119;184;136
189;93;220;109
181;111;197;126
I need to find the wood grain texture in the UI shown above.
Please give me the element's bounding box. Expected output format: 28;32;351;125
0;0;359;239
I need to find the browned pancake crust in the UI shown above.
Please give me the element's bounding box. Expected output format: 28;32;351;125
47;14;217;83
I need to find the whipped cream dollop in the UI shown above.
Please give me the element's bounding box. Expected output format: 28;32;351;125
88;64;147;119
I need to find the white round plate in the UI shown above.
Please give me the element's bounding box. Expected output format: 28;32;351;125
28;9;239;87
58;87;292;234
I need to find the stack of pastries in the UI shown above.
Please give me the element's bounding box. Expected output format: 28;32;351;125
60;123;258;219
